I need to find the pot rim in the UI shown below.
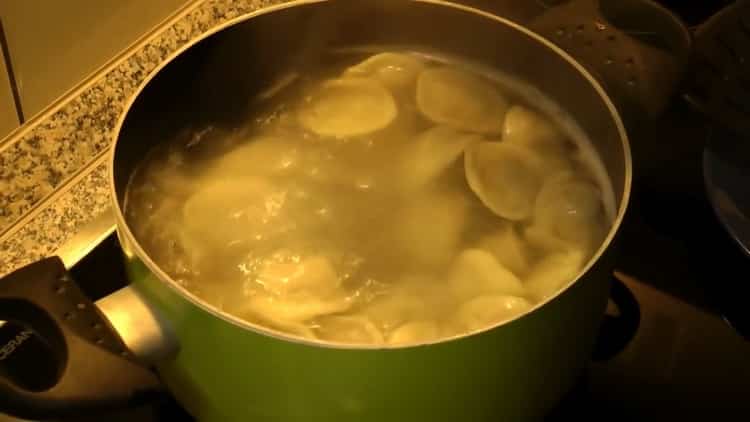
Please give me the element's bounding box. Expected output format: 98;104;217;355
108;0;633;350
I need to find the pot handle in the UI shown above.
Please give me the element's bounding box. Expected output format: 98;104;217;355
591;274;641;361
0;256;164;420
529;0;691;121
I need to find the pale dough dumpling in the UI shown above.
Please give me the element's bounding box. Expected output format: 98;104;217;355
254;253;341;297
477;224;532;277
245;294;351;328
504;105;567;155
388;320;440;345
298;78;397;138
523;223;574;256
205;136;301;180
465;141;544;220
240;254;352;326
364;291;427;333
182;178;288;249
524;249;586;301
416;67;509;134
455;295;532;331
392;191;468;268
450;249;526;300
315;315;385;344
534;172;606;249
400;126;480;190
504;105;573;177
344;52;426;91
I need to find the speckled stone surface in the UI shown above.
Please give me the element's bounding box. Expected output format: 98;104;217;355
0;161;111;277
0;0;288;277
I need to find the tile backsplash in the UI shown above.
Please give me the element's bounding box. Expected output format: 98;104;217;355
0;0;196;124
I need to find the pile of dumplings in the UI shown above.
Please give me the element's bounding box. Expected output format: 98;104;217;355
126;51;612;346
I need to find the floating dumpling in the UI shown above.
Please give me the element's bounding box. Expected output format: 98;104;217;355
455;295;532;331
392;191;467;268
503;105;573;177
534;172;605;249
254;252;341;297
253;317;316;339
522;223;574;256
241;254;352;324
524;249;586;301
504;105;566;155
388;320;440;345
205;136;301;180
364;292;427;333
450;249;525;300
416;67;509;134
465;141;544;220
344;52;426;91
316;315;385;344
298;78;397;138
364;273;452;331
245;294;351;326
477;224;532;277
400;126;480;190
182;178;289;249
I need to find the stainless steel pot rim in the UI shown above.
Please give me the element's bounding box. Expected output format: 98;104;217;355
108;0;633;350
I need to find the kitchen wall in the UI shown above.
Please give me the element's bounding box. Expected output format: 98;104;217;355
0;0;196;140
0;45;18;139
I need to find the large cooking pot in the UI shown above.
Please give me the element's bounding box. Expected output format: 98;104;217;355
0;0;687;420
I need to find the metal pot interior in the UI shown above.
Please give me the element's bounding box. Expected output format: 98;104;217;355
111;0;631;339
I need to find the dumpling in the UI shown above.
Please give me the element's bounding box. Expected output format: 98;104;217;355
388;320;440;345
416;67;509;134
254;252;341;297
344;52;426;91
465;141;544;220
364;292;427;333
239;254;353;325
503;105;573;177
315;315;385;344
400;126;480;190
523;223;574;256
524;249;586;301
244;294;351;327
250;316;316;339
449;249;526;300
391;191;468;268
455;295;532;332
364;273;452;330
503;105;567;155
204;136;301;179
298;78;397;138
477;224;532;277
534;172;606;250
182;178;289;249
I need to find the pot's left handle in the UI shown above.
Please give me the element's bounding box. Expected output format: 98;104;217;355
0;256;164;420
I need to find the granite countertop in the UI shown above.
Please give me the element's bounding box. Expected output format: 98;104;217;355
0;0;287;277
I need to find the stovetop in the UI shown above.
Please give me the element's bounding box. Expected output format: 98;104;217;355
3;1;750;421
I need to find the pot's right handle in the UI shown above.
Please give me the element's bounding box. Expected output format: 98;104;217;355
0;257;164;420
529;0;691;121
591;274;641;361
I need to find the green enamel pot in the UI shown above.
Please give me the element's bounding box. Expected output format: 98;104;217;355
0;1;639;421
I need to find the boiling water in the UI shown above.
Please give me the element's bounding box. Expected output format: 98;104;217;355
125;51;615;345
